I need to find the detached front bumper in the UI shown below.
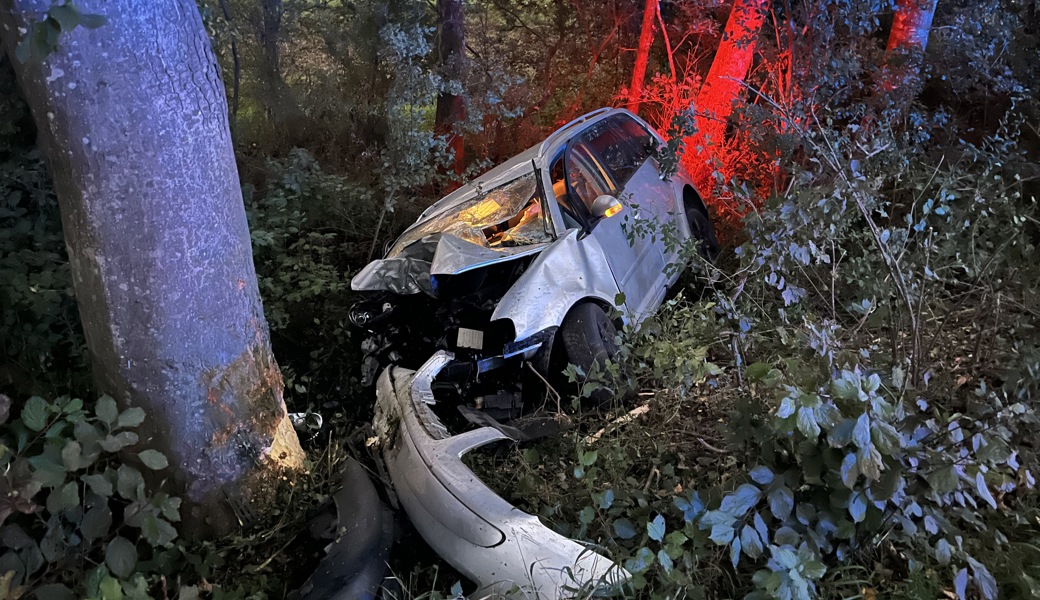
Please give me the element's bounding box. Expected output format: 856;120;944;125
373;351;628;599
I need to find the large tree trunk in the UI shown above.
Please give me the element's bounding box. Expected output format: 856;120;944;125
887;0;937;52
685;0;769;194
627;0;657;115
257;0;298;125
881;0;937;93
435;0;466;176
690;0;769;188
0;0;304;536
219;0;242;135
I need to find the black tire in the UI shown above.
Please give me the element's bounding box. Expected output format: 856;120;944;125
686;202;720;262
560;303;619;403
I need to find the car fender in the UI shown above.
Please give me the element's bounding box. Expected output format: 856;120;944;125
491;229;622;344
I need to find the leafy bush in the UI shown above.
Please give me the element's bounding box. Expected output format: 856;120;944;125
0;394;183;599
245;148;385;410
0;63;86;396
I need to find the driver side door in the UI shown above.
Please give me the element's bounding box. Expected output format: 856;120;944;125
562;137;660;318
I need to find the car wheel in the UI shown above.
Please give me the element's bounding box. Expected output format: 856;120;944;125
560;303;619;402
686;202;720;262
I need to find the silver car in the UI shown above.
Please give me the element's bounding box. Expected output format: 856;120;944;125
351;107;716;598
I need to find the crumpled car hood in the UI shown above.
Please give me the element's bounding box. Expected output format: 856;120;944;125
351;169;552;296
350;234;548;296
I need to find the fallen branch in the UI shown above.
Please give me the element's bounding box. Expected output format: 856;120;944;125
584;404;651;445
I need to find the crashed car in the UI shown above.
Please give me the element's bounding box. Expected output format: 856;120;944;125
352;107;718;597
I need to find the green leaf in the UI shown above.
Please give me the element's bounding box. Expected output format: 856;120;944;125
840;453;859;489
105;536;137;578
935;539;952;565
613;518;637;540
45;481;79;515
33;583;75;600
117;465;145;500
740;525;764;559
22;396;49;432
48;5;81;31
749;466;774;485
61;440;84;471
99;576;123;600
160;496;182;522
122;574;150;600
81;505;113;542
852;414;871;449
796;406;821;438
100;431;139;453
709;523;735;545
767;486;794;520
96;396;118;426
141;515;178;547
623;546;655;574
721;483;762;517
657;549;673;573
849;491;867;523
138;449;169;470
831;378;858;400
116;407;146;429
926;465;958;495
61;398;84;415
975;472;997;509
86;564;110;597
82;472;114;497
746;362;771;381
647;514;666;542
578;506;595;525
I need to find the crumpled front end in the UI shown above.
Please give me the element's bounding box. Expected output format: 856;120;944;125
372;352;630;599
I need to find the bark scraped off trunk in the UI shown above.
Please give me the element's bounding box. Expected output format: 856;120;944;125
0;0;304;536
688;0;769;192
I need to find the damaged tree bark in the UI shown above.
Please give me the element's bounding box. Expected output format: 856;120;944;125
0;0;304;536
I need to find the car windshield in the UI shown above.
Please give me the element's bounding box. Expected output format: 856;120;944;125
387;171;551;257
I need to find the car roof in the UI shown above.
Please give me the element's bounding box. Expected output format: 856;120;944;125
419;107;632;219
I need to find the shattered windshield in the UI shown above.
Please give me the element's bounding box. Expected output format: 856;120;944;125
387;171;552;258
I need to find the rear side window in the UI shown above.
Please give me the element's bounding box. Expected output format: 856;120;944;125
581;115;656;187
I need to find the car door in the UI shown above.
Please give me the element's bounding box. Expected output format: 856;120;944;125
579;115;676;319
561;136;660;318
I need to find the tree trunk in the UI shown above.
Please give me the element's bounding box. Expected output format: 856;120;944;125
257;0;298;125
435;0;466;176
887;0;936;53
688;0;770;190
627;0;657;114
219;0;241;136
881;0;937;93
0;0;305;536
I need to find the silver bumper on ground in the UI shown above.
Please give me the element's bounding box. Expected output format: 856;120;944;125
373;351;629;599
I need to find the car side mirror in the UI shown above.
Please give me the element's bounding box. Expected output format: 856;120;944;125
589;194;623;219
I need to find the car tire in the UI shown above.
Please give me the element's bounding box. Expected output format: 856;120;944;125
687;202;720;262
560;303;619;403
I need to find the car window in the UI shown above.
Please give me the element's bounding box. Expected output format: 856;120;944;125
581;115;655;187
565;140;615;212
544;153;586;228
